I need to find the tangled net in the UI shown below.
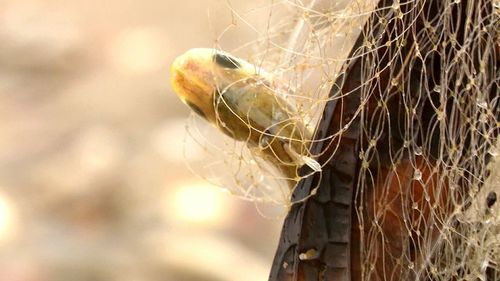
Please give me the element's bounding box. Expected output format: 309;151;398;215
184;0;499;280
185;0;380;207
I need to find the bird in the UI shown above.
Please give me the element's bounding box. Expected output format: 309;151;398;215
171;48;321;188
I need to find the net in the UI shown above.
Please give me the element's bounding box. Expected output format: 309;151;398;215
182;0;499;280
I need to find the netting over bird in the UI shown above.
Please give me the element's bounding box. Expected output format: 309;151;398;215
171;0;499;280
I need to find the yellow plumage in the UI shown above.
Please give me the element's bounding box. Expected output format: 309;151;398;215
171;48;319;187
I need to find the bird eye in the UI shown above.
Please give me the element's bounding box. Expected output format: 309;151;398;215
214;53;241;69
185;100;207;119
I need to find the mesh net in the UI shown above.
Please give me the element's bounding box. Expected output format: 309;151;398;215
185;0;380;207
183;0;499;280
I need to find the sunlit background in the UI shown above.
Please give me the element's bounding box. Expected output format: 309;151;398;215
0;1;284;280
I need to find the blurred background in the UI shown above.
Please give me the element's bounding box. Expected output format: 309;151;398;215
0;1;284;280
